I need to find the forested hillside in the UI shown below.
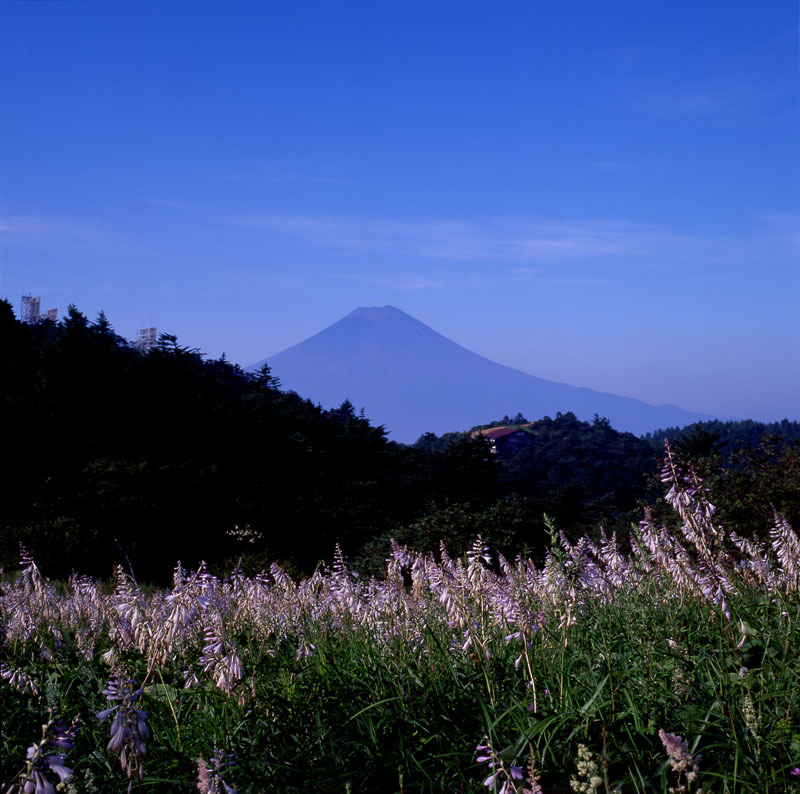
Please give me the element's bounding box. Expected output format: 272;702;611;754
0;301;499;580
1;300;797;582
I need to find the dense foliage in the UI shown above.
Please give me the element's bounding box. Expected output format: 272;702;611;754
410;414;800;564
645;421;800;538
1;450;799;793
1;300;798;583
644;419;800;457
0;301;501;580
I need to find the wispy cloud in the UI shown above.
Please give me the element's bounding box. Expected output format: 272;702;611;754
333;272;488;290
600;42;656;66
591;160;672;174
0;212;104;246
216;173;349;185
146;198;199;210
641;88;738;118
213;265;310;290
228;214;670;263
510;267;609;287
759;212;800;250
228;212;788;270
508;267;547;280
330;267;611;291
639;77;782;123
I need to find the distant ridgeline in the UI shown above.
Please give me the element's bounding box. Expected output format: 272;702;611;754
422;412;800;468
1;299;797;581
643;418;800;459
405;411;800;569
251;305;717;442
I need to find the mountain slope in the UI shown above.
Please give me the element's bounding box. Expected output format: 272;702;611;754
249;306;714;442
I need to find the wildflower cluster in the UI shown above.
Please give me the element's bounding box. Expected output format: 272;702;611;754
569;744;602;794
476;739;525;794
3;447;796;685
0;443;797;791
0;662;39;696
6;718;78;794
196;751;237;794
97;676;149;790
658;729;702;793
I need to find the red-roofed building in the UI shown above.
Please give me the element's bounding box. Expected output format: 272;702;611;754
470;423;537;455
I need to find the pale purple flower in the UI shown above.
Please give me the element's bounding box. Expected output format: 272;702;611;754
197;751;237;794
7;719;77;794
197;622;244;696
476;739;525;793
659;728;701;784
0;662;39;696
98;676;149;786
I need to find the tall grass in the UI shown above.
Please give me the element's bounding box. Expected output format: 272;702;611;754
1;444;799;793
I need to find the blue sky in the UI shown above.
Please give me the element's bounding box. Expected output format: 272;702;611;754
1;0;798;423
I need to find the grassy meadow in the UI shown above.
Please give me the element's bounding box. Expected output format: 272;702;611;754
2;447;799;793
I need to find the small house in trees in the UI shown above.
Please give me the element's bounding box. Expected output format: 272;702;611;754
470;423;537;456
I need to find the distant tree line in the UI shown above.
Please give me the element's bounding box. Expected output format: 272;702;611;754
1;299;797;581
643;419;800;540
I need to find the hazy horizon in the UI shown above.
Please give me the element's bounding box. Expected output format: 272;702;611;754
252;304;721;441
1;1;798;423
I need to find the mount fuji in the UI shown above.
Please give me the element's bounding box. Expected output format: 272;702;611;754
248;306;713;442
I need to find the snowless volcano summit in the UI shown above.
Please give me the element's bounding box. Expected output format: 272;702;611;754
249;306;711;442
